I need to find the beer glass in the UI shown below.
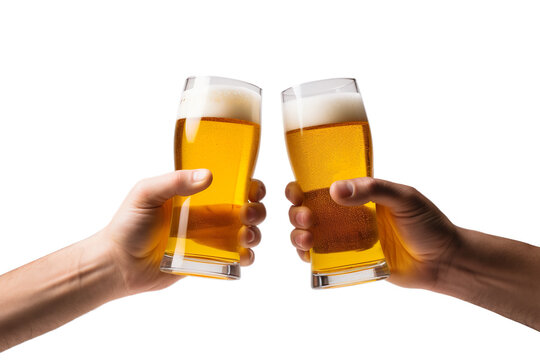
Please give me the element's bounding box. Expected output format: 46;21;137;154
160;76;261;280
282;78;390;289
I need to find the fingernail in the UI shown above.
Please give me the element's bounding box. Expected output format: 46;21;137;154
295;212;305;226
257;186;265;200
192;169;209;182
247;207;257;222
246;228;256;244
335;181;354;198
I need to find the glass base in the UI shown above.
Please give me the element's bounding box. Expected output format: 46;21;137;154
312;260;390;289
160;254;240;280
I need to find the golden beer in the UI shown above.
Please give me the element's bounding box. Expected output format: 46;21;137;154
282;79;389;288
165;117;260;264
160;77;261;279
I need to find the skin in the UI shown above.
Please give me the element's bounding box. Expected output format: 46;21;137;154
286;177;540;330
0;170;266;351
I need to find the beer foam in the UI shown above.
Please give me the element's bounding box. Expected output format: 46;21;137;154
282;92;367;132
177;85;261;124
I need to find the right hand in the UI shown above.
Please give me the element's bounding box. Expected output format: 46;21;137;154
286;178;461;290
103;170;266;296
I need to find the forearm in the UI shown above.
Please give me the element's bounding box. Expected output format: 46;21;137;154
0;232;126;351
435;227;540;330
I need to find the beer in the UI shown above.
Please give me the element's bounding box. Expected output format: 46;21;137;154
285;121;385;273
165;117;260;264
160;77;261;279
282;80;389;288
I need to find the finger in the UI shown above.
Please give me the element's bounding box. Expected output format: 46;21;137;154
248;179;266;202
285;182;304;206
288;206;314;229
132;169;212;209
239;248;255;266
330;177;424;214
290;229;313;251
297;249;310;263
240;202;266;226
238;226;261;248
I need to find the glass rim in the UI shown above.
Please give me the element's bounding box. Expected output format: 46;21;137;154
281;78;357;99
185;75;262;95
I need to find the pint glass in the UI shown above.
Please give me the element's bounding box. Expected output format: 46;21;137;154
282;78;390;289
160;76;261;280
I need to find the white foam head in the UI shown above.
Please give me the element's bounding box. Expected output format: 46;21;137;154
282;92;367;132
177;84;261;124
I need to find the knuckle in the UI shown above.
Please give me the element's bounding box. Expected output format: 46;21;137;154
173;171;188;191
132;179;150;199
285;182;302;203
400;185;426;210
285;183;293;199
402;185;419;201
297;249;310;262
257;204;267;221
255;201;266;213
288;206;297;222
290;229;300;245
362;177;378;194
257;182;266;199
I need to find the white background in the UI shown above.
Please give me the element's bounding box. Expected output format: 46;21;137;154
1;0;539;358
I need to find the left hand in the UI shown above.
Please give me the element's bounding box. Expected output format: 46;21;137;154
285;178;458;290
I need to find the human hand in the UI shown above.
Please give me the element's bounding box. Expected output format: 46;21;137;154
101;170;266;296
286;178;459;290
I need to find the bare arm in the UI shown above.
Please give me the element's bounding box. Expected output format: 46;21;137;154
0;234;123;351
0;170;266;351
436;228;540;329
286;178;540;330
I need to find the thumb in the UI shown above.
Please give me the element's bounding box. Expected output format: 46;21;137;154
131;169;212;209
330;177;422;215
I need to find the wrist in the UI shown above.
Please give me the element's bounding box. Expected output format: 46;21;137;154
79;231;130;301
432;227;480;300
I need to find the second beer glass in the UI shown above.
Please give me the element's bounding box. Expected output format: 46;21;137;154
160;76;261;280
282;78;390;289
